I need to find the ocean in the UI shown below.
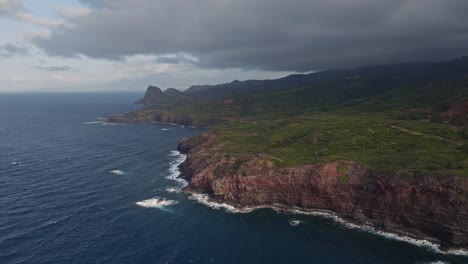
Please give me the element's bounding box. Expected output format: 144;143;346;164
0;93;466;264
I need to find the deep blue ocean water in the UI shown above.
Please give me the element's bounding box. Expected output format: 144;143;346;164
0;93;466;264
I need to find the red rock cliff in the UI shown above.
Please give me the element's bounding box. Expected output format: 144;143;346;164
177;135;468;250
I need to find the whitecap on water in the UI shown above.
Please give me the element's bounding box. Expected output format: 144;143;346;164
166;188;180;193
83;121;101;124
288;219;302;226
101;122;117;126
110;170;125;175
135;198;178;208
161;128;171;131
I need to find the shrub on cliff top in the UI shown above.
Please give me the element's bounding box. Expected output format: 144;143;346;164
336;163;347;173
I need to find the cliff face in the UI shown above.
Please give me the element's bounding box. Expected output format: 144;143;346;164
177;135;468;249
135;86;164;105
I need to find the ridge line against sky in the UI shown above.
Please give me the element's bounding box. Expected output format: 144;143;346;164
1;0;468;92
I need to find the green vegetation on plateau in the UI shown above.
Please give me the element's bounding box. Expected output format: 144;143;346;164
209;113;468;176
128;57;468;176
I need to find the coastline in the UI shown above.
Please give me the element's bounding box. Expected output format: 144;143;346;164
175;133;468;254
163;149;468;256
184;191;468;257
168;149;468;256
107;111;219;128
108;115;468;257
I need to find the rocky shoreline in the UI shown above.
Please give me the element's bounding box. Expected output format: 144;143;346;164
176;134;468;251
108;110;222;127
108;111;468;252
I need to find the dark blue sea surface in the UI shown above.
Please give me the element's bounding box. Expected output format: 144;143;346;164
0;93;466;264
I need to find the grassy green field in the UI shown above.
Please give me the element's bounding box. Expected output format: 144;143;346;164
207;113;468;176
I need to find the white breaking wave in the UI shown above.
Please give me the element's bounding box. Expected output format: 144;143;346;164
83;117;105;124
187;194;468;257
151;121;179;126
101;122;117;126
135;198;178;208
166;188;180;193
109;170;125;175
288;219;302;226
83;121;101;124
168;150;180;156
161;128;171;131
83;117;117;126
165;150;188;188
10;161;21;165
189;193;256;213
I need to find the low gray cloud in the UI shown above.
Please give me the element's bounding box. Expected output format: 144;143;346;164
155;53;198;64
34;0;468;71
0;0;24;17
33;65;74;72
0;0;58;27
0;43;30;57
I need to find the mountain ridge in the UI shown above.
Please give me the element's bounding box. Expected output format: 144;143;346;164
136;57;468;106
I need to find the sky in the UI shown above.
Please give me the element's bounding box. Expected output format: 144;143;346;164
1;0;468;92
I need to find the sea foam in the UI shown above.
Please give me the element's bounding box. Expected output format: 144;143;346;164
83;117;117;126
135;198;178;208
83;121;101;124
166;187;180;193
165;150;188;188
110;170;125;175
188;193;255;213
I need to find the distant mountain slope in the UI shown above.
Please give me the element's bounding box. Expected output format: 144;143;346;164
126;57;468;129
137;61;448;105
137;57;468;106
135;86;190;105
183;62;440;100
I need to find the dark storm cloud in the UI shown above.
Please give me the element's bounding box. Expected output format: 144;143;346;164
0;43;30;57
33;65;74;72
34;0;468;71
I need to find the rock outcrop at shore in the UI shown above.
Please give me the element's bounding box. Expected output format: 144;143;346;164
177;134;468;249
108;110;222;127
